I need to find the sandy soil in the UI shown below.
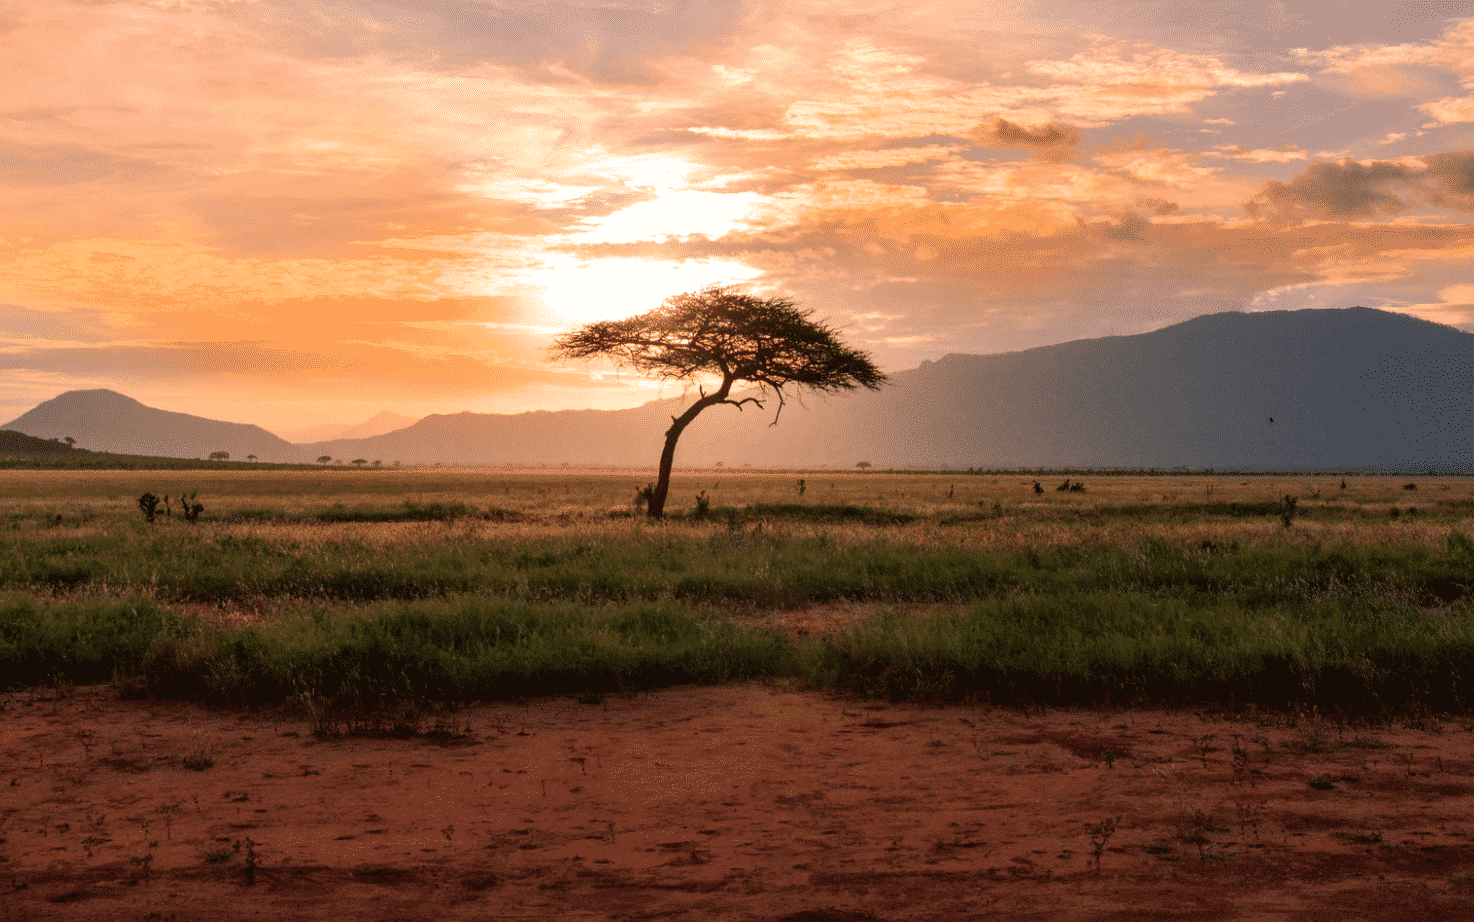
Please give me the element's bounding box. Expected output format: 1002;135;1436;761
3;683;1473;922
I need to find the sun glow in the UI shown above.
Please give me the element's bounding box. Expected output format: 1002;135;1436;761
570;190;763;244
529;254;764;325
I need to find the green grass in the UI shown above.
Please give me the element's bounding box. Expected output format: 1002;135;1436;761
0;594;788;707
2;525;1470;607
4;587;1472;714
788;591;1474;711
4;473;1474;714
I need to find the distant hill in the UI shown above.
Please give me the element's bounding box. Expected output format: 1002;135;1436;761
10;308;1474;470
277;410;419;444
1;389;299;462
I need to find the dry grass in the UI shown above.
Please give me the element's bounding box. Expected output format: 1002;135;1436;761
6;470;1472;554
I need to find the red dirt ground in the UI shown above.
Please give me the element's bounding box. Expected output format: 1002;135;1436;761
3;682;1473;921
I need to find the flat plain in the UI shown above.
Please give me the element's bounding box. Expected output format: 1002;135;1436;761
3;469;1474;920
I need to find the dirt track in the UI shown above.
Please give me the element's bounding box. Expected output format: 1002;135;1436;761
3;683;1474;921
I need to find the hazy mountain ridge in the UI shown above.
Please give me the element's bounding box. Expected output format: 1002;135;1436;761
7;308;1473;470
277;411;420;444
2;389;298;461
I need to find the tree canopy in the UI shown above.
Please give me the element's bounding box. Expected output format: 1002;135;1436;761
552;287;886;518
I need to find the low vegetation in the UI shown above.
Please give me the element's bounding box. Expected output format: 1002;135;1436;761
2;470;1472;716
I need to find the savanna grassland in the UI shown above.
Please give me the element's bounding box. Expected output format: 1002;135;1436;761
4;468;1474;716
7;469;1474;921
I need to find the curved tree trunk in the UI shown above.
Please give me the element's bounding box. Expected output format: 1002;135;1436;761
647;379;732;519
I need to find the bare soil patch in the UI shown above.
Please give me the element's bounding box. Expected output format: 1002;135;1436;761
3;684;1474;921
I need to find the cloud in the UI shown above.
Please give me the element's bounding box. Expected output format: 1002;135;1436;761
1304;18;1474;123
808;145;959;171
978;119;1081;161
1245;159;1417;221
1423;150;1474;197
1094;146;1222;187
1209;146;1308;163
1379;283;1474;330
1422;94;1474;124
1244;151;1474;222
1024;38;1307;122
688;34;1306;143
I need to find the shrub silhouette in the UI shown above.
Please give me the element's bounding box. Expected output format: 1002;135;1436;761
138;493;162;523
635;483;656;511
178;492;204;523
1280;494;1298;528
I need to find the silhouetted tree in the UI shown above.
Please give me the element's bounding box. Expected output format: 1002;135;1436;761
317;455;332;465
209;451;230;461
553;286;885;519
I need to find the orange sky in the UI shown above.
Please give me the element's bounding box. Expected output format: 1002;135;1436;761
4;1;1474;435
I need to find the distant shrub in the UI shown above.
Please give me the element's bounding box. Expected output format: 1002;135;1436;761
635;483;656;511
1280;494;1297;528
178;491;204;523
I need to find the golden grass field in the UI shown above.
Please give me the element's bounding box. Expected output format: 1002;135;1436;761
2;468;1469;552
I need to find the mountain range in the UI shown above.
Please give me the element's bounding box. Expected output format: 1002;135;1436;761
275;411;420;444
5;307;1472;471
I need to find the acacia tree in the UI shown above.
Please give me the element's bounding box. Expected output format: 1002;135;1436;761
552;287;886;519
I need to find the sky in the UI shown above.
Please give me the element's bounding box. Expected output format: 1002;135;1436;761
4;0;1474;436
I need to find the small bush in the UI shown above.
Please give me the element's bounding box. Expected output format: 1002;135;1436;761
635;483;655;511
1280;494;1297;528
179;492;204;523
